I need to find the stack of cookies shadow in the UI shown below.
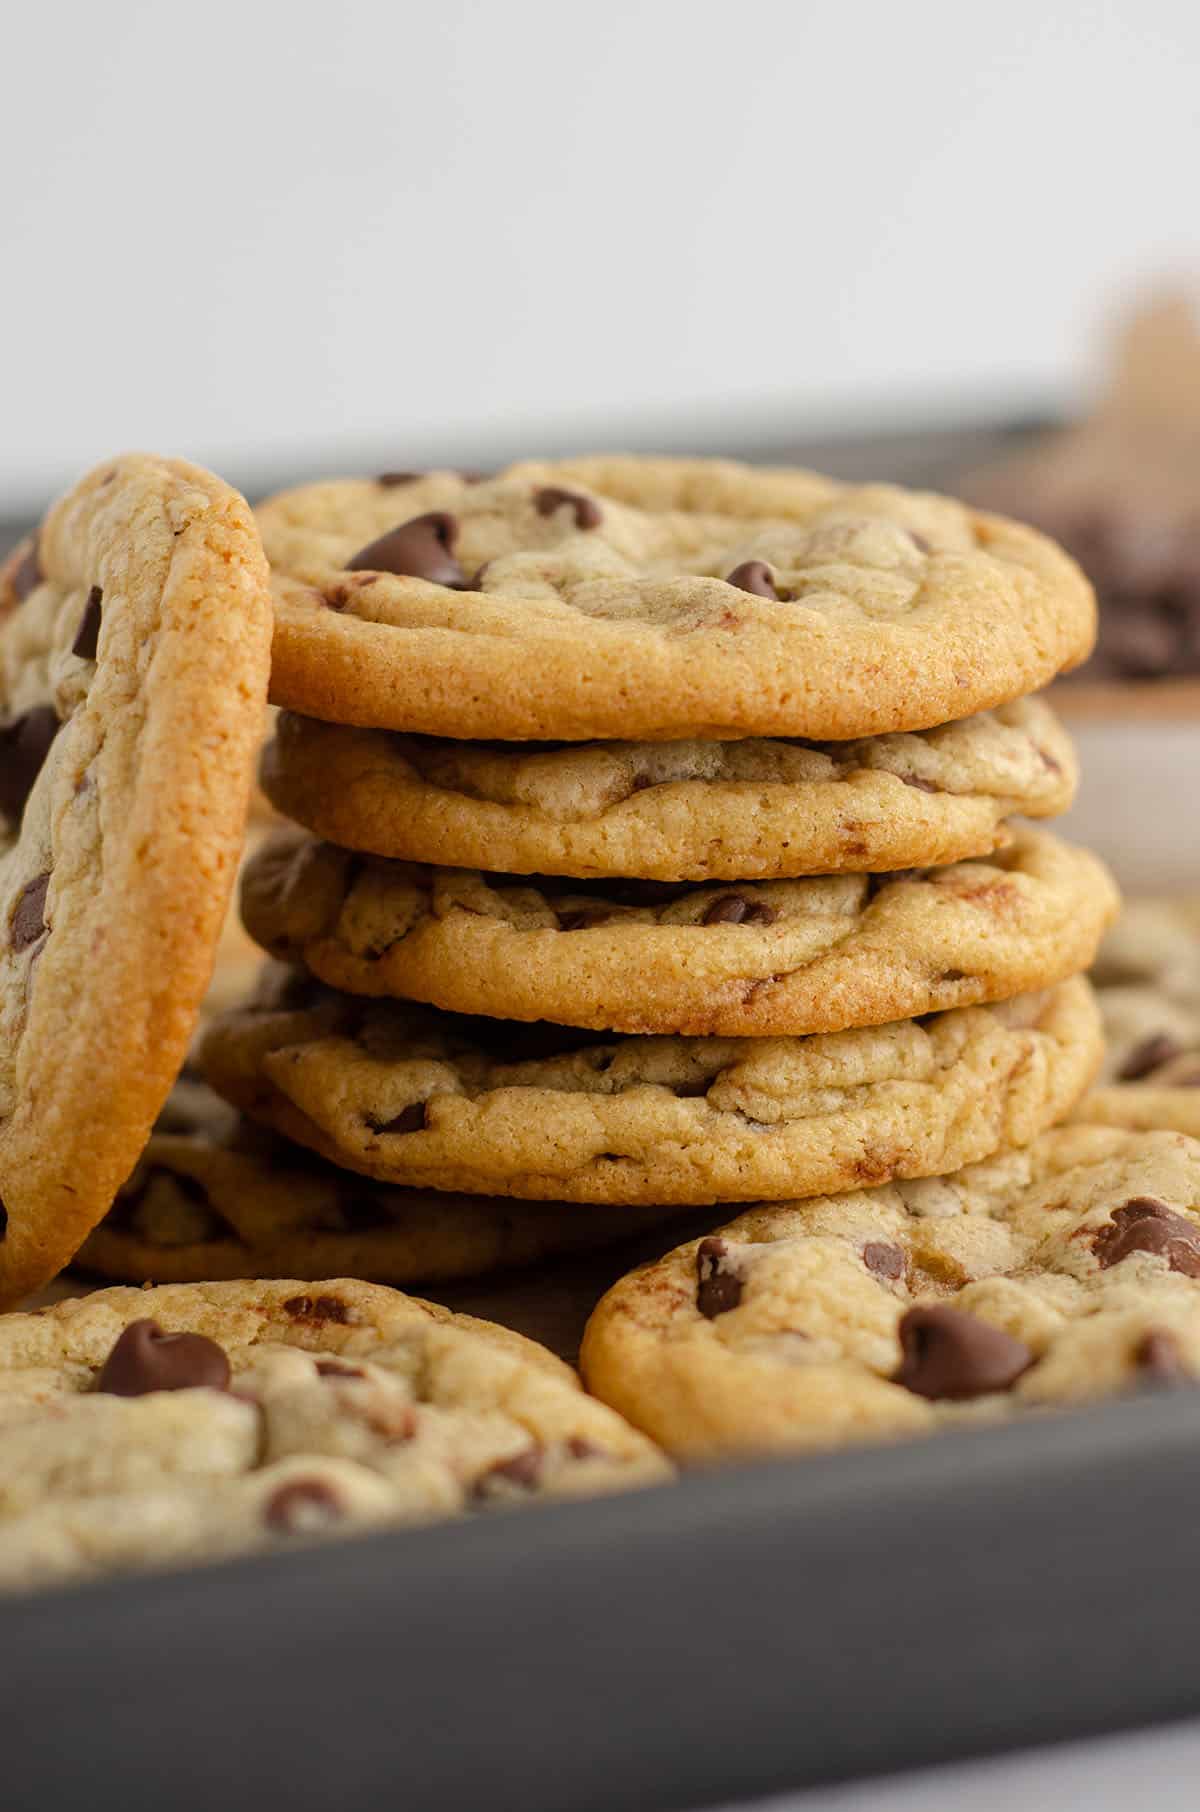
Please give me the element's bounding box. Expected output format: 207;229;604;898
148;457;1118;1302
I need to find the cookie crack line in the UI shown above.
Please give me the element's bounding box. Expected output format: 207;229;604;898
257;458;1096;740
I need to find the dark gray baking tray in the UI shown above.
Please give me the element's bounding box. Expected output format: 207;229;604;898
6;412;1182;1812
3;1387;1200;1812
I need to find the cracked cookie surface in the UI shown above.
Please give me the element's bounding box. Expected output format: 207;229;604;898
78;1082;688;1285
258;457;1095;741
199;968;1103;1206
241;827;1117;1037
259;697;1078;881
0;1277;667;1591
581;1124;1200;1457
0;455;271;1305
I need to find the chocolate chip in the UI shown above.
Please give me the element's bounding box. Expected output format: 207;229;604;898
909;531;932;554
1117;1033;1184;1083
345;512;470;588
701;894;777;927
265;1478;346;1533
1135;1330;1191;1385
1093;1199;1200;1276
96;1319;232;1397
534;486;603;531
282;1293;352;1323
315;1359;368;1379
901;775;939;793
0;708;60;825
367;1102;427;1135
566;1436;603;1460
72;586;103;661
473;1446;544;1497
10;538;41;601
894;1304;1033;1400
863;1241;906;1281
377;472;421;486
726;560;780;599
10;872;50;951
696;1236;743;1318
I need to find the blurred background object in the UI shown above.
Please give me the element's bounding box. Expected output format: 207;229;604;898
3;0;1200;507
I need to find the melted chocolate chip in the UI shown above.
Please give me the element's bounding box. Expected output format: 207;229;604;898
863;1241;906;1281
367;1102;427;1135
10;872;50;951
1117;1033;1184;1082
566;1436;603;1460
696;1236;743;1319
346;512;471;588
96;1319;232;1397
701;894;777;927
377;472;421;486
474;1446;544;1497
72;586;103;660
901;775;939;793
534;486;603;531
1094;1199;1200;1276
1135;1330;1191;1385
726;560;780;599
0;708;60;825
894;1304;1033;1400
315;1359;367;1380
265;1479;345;1533
282;1293;352;1324
10;538;41;601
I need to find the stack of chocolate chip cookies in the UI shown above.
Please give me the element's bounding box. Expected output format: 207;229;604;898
201;457;1114;1212
9;447;1200;1593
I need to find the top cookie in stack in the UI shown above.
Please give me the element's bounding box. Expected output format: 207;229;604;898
207;456;1116;1208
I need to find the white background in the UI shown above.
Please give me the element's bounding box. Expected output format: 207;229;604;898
3;0;1199;507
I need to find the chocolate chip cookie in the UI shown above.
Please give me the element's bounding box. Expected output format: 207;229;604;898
580;1124;1200;1457
1072;895;1200;1138
199;967;1103;1206
241;827;1117;1037
0;1277;668;1590
258;458;1095;741
0;456;272;1305
78;1082;687;1286
259;697;1078;881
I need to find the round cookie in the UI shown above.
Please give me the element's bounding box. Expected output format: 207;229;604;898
580;1124;1200;1458
241;828;1117;1038
78;1083;687;1285
0;1278;668;1591
199;967;1103;1206
258;457;1095;741
259;697;1078;881
0;456;272;1306
1071;894;1200;1139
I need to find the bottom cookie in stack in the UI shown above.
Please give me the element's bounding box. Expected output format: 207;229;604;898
197;967;1104;1205
0;1278;669;1591
75;1082;690;1288
580;1124;1200;1459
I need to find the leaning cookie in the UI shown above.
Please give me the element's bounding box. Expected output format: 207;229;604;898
258;457;1095;741
0;456;271;1305
260;697;1078;881
77;1085;688;1285
580;1125;1200;1458
199;967;1103;1207
0;1278;668;1591
241;827;1117;1037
